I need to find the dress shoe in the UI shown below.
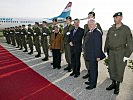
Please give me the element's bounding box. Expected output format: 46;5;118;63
85;81;90;85
68;69;72;72
19;48;22;50
35;54;41;57
82;74;89;79
42;57;48;61
57;66;61;69
23;50;28;52
70;72;75;76
106;80;116;90
28;51;33;54
74;73;80;78
86;86;96;90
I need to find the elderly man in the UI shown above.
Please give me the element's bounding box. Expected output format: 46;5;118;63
83;11;103;79
104;12;133;95
83;19;105;90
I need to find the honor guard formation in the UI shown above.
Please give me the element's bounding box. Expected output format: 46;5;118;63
2;12;133;95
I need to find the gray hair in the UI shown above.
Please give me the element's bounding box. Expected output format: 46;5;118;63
88;19;96;24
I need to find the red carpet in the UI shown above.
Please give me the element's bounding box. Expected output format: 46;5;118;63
0;45;74;100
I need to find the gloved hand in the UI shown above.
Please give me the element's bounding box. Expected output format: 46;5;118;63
34;33;36;35
66;32;70;35
43;33;47;35
123;57;129;62
104;52;108;58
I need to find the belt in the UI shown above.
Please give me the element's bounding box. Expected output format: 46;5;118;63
109;44;126;51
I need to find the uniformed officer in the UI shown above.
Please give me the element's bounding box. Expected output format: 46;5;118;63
33;22;41;57
83;11;103;79
18;26;23;50
15;26;20;48
41;21;51;61
10;27;16;46
104;12;133;95
27;24;34;54
63;16;74;72
21;25;28;52
6;28;11;44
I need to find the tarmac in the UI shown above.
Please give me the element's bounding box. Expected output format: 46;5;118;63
0;32;133;100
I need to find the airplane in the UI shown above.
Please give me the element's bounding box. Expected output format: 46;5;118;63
0;2;72;30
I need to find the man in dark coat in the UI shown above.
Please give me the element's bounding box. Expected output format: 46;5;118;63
69;19;84;78
83;19;105;90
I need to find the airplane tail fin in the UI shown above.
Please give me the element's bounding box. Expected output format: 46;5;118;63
51;2;72;19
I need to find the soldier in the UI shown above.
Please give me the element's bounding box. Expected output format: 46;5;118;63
27;24;34;54
21;25;28;52
18;26;23;50
3;28;7;43
63;16;74;72
15;26;20;48
33;22;41;57
104;12;133;95
10;27;16;46
41;21;51;61
6;28;11;44
82;11;103;79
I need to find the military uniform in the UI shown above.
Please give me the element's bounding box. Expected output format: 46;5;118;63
27;27;34;54
33;26;41;57
6;28;11;44
10;28;16;46
19;27;23;50
104;23;132;82
41;26;50;60
15;28;20;48
63;24;74;71
21;27;28;52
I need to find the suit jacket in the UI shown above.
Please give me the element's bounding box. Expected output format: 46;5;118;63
84;28;105;61
50;32;63;51
69;27;84;53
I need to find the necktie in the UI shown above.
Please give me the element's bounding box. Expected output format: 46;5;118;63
73;28;77;36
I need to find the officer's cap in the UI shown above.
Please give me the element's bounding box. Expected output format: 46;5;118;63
22;25;25;27
88;12;95;17
35;22;39;25
66;16;72;20
52;18;57;22
113;12;122;17
42;21;47;24
28;24;31;26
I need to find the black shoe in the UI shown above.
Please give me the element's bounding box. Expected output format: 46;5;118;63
35;54;41;57
74;73;80;78
68;69;72;72
82;74;89;79
85;81;90;85
51;63;53;65
70;72;75;76
16;46;19;48
28;51;33;54
57;66;61;69
64;67;70;71
42;57;48;61
86;86;96;90
53;67;56;69
106;80;116;90
23;50;28;52
19;48;22;50
114;81;120;95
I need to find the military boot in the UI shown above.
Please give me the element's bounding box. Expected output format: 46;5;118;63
114;81;120;95
106;80;116;90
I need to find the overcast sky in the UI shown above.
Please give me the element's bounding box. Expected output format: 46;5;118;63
0;0;133;30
